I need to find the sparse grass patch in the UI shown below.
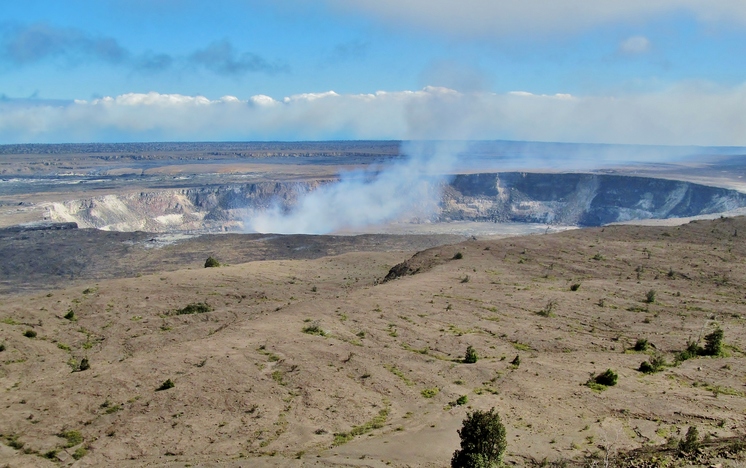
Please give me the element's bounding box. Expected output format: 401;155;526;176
58;430;83;447
302;321;327;336
72;447;88;460
446;395;469;409
536;299;557;317
384;364;414;386
2;433;24;449
421;387;439;398
333;408;389;446
511;342;531;351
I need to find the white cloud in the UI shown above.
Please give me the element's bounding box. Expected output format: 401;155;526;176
320;0;746;37
619;36;651;55
2;84;746;146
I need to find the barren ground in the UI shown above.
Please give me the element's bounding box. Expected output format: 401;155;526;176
1;216;745;467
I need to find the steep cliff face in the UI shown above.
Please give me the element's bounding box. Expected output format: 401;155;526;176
45;180;329;232
45;173;746;232
442;173;746;226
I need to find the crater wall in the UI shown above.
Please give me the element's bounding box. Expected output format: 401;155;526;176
44;173;746;232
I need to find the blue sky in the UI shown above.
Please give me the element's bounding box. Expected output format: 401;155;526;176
2;0;746;145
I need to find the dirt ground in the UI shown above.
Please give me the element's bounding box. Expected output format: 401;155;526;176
1;215;746;467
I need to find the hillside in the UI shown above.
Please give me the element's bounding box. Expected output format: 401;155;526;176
1;216;745;467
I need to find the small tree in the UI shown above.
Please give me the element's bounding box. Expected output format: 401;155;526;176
451;408;507;468
204;256;220;268
703;328;723;356
645;290;656;304
679;426;700;453
464;346;478;364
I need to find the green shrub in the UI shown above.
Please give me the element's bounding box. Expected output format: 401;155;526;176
703;328;724;356
0;343;5;352
639;354;665;373
156;379;175;391
464;346;478;364
204;256;220;268
456;395;468;406
679;426;700;453
570;283;581;291
59;430;83;447
421;388;440;398
633;338;649;352
23;329;36;338
302;321;326;336
453;252;463;260
451;407;506;468
677;340;702;362
176;302;212;315
72;447;88;460
645;290;656;304
593;369;618;387
78;358;90;372
64;309;75;320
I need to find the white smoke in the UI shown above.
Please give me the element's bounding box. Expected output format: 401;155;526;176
246;141;465;234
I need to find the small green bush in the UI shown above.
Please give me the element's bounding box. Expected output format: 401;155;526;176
510;355;520;368
456;395;468;406
23;329;37;338
204;256;220;268
72;447;88;460
593;369;618;387
679;426;700;453
639;354;665;374
78;358;90;372
645;290;656;303
0;343;5;352
464;346;478;364
421;388;440;398
156;379;175;391
59;430;83;448
453;252;463;260
633;338;649;352
677;340;702;362
570;283;581;291
302;321;326;336
176;302;212;315
64;309;75;320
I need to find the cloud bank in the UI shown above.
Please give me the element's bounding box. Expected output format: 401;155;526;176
2;84;746;146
